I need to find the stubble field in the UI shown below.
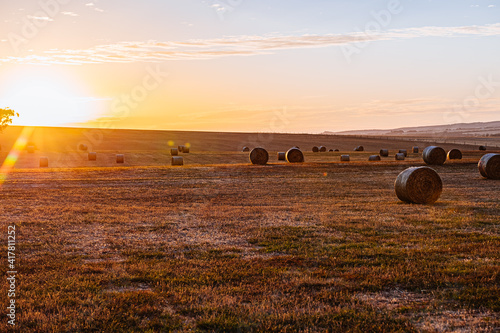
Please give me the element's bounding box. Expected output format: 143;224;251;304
0;127;499;332
1;161;499;331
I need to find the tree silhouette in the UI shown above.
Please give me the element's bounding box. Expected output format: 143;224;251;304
0;108;19;133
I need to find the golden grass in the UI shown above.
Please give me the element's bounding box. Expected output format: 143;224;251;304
0;157;498;332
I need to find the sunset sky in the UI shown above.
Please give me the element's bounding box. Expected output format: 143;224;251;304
1;0;499;133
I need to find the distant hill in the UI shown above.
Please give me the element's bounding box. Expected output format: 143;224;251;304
1;125;474;154
325;121;500;137
1;125;498;169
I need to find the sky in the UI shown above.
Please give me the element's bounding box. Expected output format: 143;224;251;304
0;0;499;133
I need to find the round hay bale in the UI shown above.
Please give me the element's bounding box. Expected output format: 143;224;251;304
354;146;364;151
183;147;190;153
27;146;35;153
368;155;381;161
422;146;446;165
88;152;97;161
319;146;327;152
277;152;286;161
171;148;179;156
172;156;184;166
479;146;487;151
380;149;389;157
340;155;350;162
394;167;442;204
178;145;185;153
312;146;319;153
412;146;419;153
286;148;304;163
478;153;500;179
395;153;405;160
328;149;334;152
39;157;48;168
78;143;88;151
447;149;462;160
242;146;250;152
334;149;339;152
116;154;124;163
399;149;408;157
249;147;269;165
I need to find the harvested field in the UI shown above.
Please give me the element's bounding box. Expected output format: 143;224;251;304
0;127;499;332
0;156;498;332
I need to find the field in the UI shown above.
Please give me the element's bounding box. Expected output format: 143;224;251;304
0;126;486;169
1;127;499;332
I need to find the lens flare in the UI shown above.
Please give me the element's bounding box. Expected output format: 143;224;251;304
0;127;35;185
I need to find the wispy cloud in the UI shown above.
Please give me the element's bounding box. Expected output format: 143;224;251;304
341;98;500;118
26;15;54;22
85;2;105;12
2;23;500;65
61;11;79;17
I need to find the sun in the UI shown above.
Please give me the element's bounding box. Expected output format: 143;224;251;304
1;68;98;127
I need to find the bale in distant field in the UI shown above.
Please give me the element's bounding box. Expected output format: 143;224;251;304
395;153;405;160
380;149;389;157
478;153;500;179
183;147;190;153
178;145;185;153
422;146;446;165
312;146;319;152
328;149;334;152
88;152;97;161
116;154;124;163
250;147;269;165
340;155;350;162
447;149;462;160
171;148;179;156
368;155;381;161
172;156;184;166
399;149;408;157
395;167;442;204
354;146;364;151
39;157;48;168
242;146;250;152
479;146;487;151
277;152;286;161
286;148;304;163
334;149;339;152
319;146;327;152
27;146;35;153
78;143;88;151
413;146;419;153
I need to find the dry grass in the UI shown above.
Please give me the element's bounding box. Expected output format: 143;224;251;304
0;155;499;332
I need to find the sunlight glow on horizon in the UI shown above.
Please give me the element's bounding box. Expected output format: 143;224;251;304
0;1;499;132
1;67;106;127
